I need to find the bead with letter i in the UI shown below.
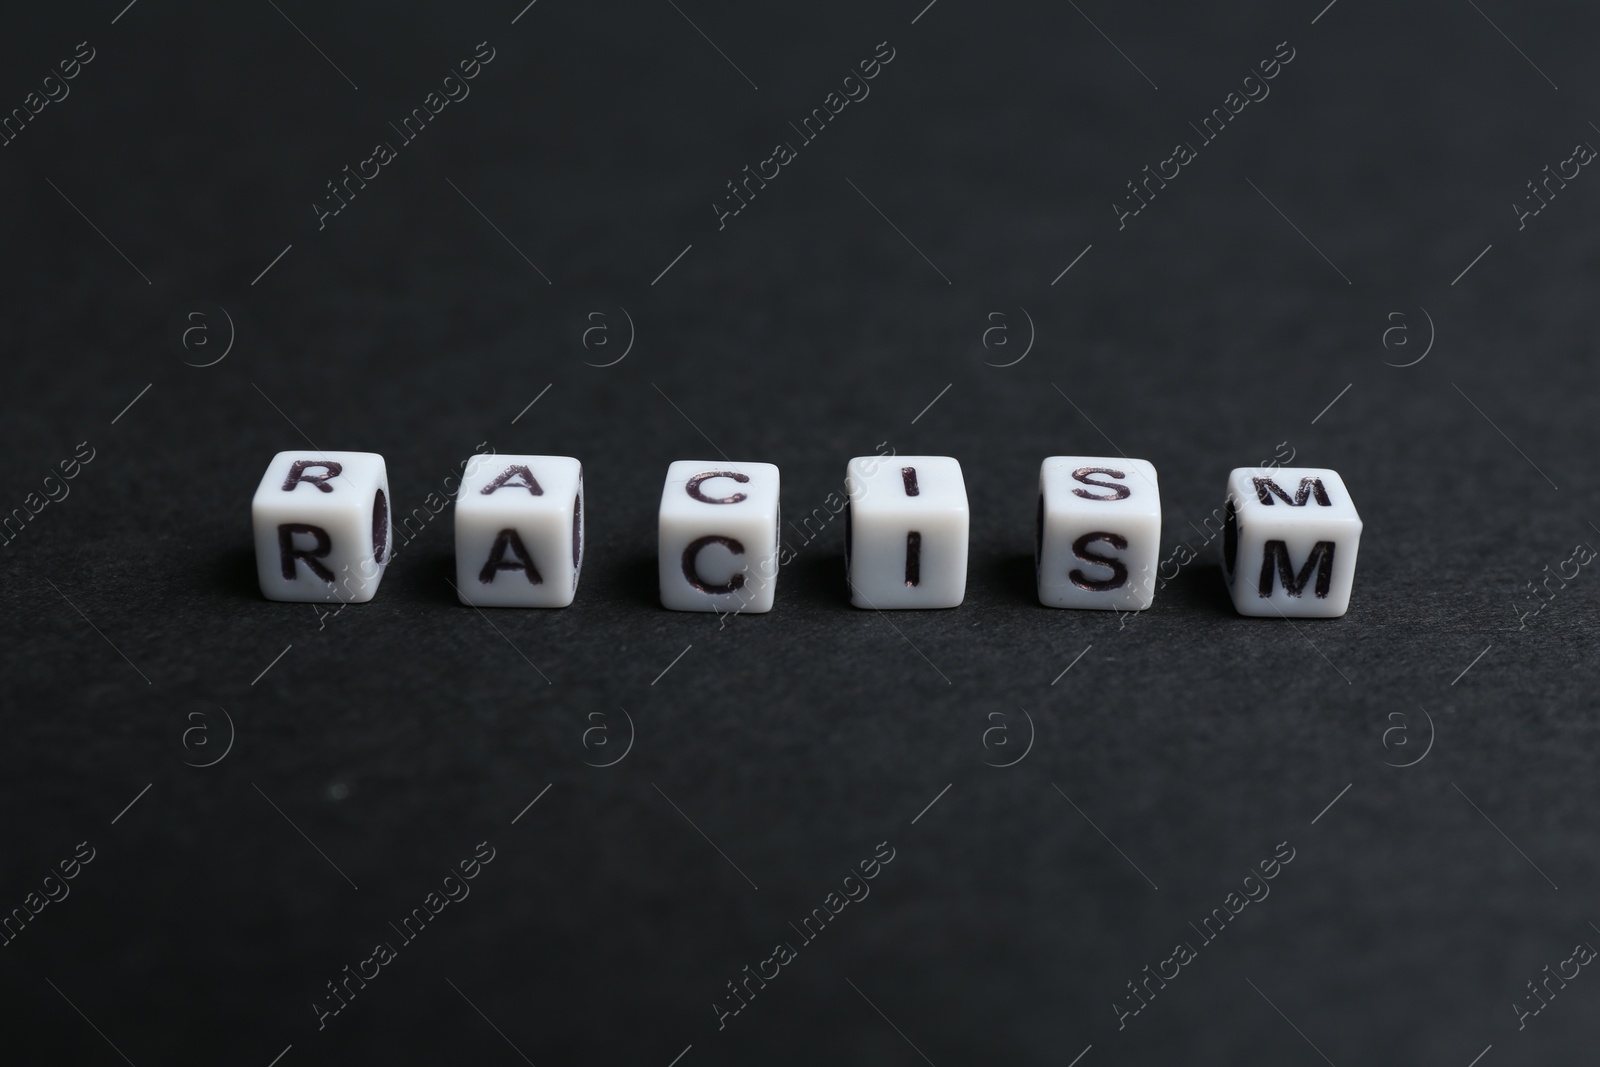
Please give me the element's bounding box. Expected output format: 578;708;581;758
845;455;969;609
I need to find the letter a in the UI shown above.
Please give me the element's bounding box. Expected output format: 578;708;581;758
479;528;543;584
480;465;544;496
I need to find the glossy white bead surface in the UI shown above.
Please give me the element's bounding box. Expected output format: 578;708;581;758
455;455;583;608
845;455;968;609
1222;466;1362;617
658;460;780;613
252;450;390;603
1036;456;1160;610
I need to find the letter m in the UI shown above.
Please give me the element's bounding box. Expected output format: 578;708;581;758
1254;477;1331;507
1259;541;1335;598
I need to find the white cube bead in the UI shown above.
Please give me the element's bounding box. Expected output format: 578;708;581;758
1222;466;1362;617
1036;456;1161;610
658;460;780;613
252;450;391;603
845;455;968;609
454;455;583;608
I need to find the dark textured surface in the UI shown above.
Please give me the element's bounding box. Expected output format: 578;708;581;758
2;1;1598;1063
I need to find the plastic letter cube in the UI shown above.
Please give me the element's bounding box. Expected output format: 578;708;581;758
252;450;390;603
1222;466;1362;617
845;455;968;609
455;455;584;608
658;460;780;613
1036;456;1161;610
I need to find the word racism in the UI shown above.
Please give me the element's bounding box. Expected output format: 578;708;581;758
1512;537;1596;630
1;440;95;549
1514;938;1597;1029
1;841;95;947
714;41;897;231
315;42;497;230
313;841;496;1029
1115;841;1296;1030
1514;136;1597;230
714;841;896;1030
1114;41;1296;230
1;40;95;147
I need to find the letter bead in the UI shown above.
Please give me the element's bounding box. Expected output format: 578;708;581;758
1036;456;1161;610
845;455;968;609
1222;466;1362;617
252;451;390;602
454;455;584;607
658;460;781;613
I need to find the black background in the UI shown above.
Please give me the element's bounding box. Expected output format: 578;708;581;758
2;1;1597;1063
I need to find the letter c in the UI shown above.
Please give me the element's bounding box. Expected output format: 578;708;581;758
686;471;749;504
682;535;746;594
